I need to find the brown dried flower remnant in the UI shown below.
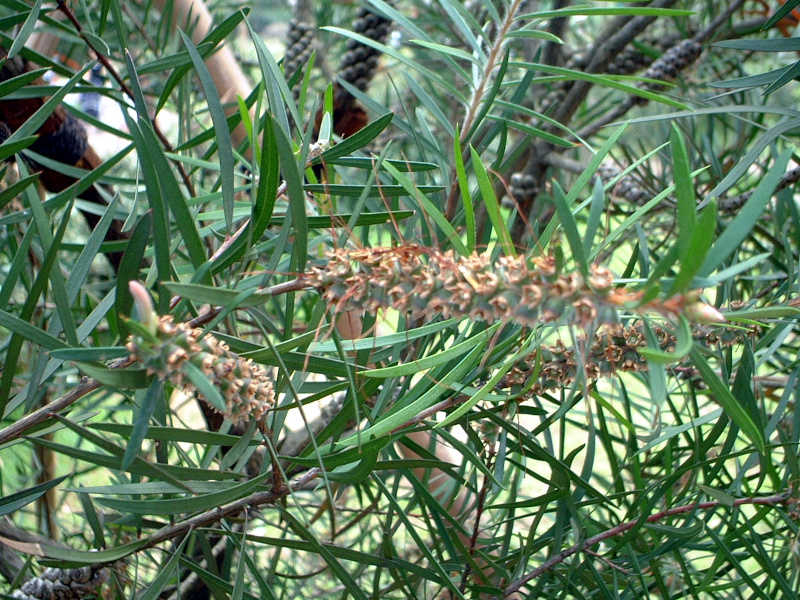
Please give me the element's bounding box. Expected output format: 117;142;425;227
126;282;275;426
501;322;746;396
303;246;627;327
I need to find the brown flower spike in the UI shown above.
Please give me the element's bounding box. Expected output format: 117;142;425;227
126;282;275;426
303;246;722;328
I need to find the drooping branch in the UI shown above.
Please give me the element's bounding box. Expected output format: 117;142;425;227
0;357;134;447
505;491;794;595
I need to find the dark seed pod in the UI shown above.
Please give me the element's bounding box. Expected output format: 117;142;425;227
283;19;315;80
593;161;647;204
509;171;538;203
28;113;87;166
10;566;108;600
643;39;702;84
337;4;394;90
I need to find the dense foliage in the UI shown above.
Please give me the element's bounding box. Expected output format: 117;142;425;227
2;0;800;598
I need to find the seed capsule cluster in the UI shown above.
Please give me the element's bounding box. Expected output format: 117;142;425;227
284;19;315;79
509;172;538;204
606;33;683;76
10;566;108;600
338;5;394;91
539;34;698;113
593;161;646;204
303;246;622;328
642;39;703;86
127;316;275;426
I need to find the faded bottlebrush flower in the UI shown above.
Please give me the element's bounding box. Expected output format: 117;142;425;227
126;283;275;426
501;321;748;396
10;566;108;600
303;246;626;327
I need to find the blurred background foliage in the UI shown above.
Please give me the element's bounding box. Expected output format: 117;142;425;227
2;0;800;598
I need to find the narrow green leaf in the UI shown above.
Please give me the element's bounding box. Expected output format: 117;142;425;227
343;333;493;444
96;474;269;516
512;61;690;109
0;68;47;98
552;184;587;274
732;344;763;431
470;145;514;256
689;346;765;453
41;540;148;565
282;511;370;600
700;149;792;276
114;211;151;338
520;7;693;18
153;9;247;108
7;0;42;58
75;362;153;389
179;30;235;233
764;0;800;28
272;115;307;272
0;135;37;162
638;315;693;364
184;360;227;413
121;380;163;470
382;162;468;256
0;310;70;352
303;184;444;197
163;283;275;308
314;113;394;163
669;200;717;294
326;157;437;171
671;124;696;263
5;60;95;143
245;18;296;132
90;424;260;447
137;536;189;600
411;39;477;63
0;476;67;518
453;128;475;252
582;178;605;257
77;492;106;549
715;38;800;52
361;334;484;377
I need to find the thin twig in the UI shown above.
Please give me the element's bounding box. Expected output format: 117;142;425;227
0;357;134;446
142;468;320;551
55;0;197;198
459;432;497;592
575;0;747;141
505;491;794;595
551;0;679;127
445;0;526;220
509;0;679;242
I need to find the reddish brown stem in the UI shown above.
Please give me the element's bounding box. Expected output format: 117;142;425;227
0;357;134;446
505;492;794;595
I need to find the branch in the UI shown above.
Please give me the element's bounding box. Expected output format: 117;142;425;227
575;0;746;141
445;0;527;220
505;492;793;595
0;357;134;446
551;0;679;126
143;468;320;551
